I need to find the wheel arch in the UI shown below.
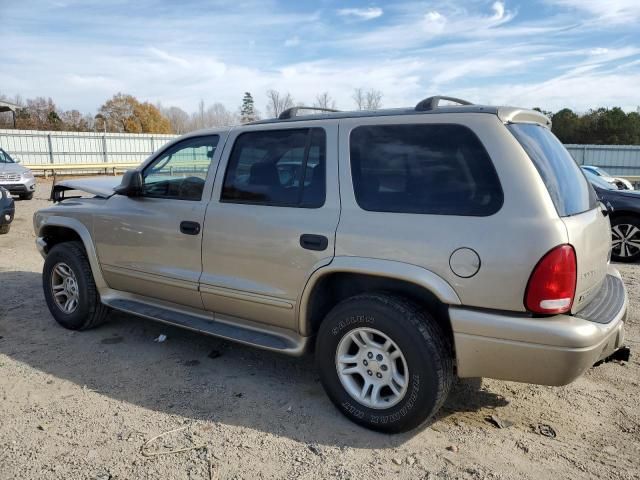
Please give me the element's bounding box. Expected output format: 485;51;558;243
298;257;460;338
38;216;107;291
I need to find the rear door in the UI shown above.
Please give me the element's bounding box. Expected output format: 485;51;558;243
508;123;610;312
200;121;339;331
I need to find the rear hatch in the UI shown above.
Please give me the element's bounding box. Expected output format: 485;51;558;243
508;123;610;313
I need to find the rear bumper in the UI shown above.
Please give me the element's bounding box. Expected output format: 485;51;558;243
451;266;627;386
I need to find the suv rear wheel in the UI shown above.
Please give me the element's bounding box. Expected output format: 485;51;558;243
43;241;110;330
315;293;453;433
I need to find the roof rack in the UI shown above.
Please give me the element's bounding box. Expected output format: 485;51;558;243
278;106;340;120
415;96;473;112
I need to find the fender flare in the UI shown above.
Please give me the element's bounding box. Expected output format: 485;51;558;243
297;256;461;335
37;216;108;291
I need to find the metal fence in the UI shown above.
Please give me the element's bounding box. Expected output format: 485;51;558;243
0;129;178;165
565;144;640;177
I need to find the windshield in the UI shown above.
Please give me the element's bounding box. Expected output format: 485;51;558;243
508;123;597;217
583;169;615;190
0;149;15;164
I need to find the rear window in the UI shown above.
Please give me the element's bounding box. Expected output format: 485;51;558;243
350;124;503;216
508;123;597;217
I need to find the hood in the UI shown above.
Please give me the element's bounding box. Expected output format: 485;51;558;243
0;163;28;174
53;176;122;200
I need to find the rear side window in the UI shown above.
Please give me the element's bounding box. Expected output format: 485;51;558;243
508;123;597;217
221;128;326;208
350;124;503;216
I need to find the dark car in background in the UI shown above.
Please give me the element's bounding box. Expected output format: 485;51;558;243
584;169;640;262
0;186;15;234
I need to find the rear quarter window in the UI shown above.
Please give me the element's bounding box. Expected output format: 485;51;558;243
350;124;503;216
508;123;597;217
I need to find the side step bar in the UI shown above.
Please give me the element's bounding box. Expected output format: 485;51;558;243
104;298;308;356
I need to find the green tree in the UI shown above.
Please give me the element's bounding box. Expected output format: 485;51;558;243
240;92;258;123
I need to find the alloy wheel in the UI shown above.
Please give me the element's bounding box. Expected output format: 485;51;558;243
335;327;409;409
612;224;640;258
50;262;80;314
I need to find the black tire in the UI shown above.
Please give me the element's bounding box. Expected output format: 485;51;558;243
315;293;453;433
0;224;9;234
611;216;640;263
43;241;110;330
19;192;33;200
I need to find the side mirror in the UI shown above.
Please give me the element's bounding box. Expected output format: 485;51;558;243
15;158;21;164
114;170;143;197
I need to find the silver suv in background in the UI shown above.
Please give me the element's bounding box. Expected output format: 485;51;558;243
0;148;36;200
33;96;628;433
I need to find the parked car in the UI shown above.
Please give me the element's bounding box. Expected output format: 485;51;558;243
581;165;634;190
583;169;640;262
0;147;36;200
0;186;15;234
33;96;628;433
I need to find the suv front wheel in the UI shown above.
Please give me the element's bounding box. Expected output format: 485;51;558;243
316;293;453;433
43;241;110;330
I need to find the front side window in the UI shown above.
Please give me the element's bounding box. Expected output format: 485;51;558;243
350;124;503;216
143;135;219;201
221;128;326;208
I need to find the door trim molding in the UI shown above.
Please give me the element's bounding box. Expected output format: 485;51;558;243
199;284;294;310
102;264;199;291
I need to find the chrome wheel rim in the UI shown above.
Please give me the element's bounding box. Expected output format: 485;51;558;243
335;327;409;409
612;224;640;258
50;262;79;314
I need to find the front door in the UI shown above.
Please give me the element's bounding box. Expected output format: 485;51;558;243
94;134;223;309
200;122;340;330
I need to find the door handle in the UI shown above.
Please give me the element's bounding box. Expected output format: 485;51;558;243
180;221;201;235
300;234;328;251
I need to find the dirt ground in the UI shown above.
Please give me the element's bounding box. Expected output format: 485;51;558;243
0;180;639;480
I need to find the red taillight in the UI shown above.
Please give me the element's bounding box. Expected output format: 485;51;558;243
525;245;577;314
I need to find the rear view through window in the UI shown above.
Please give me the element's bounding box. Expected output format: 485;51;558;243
350;124;503;216
508;123;597;217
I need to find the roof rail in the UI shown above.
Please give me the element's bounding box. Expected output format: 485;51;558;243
278;106;340;120
415;96;473;112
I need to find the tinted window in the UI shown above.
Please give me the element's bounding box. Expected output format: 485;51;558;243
143;135;219;201
508;124;597;216
350;124;503;216
221;128;326;208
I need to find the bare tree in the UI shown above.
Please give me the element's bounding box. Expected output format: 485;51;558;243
266;89;294;118
206;102;237;127
352;88;383;110
162;106;191;134
314;92;336;110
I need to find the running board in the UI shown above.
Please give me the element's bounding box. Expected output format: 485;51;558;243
103;298;308;356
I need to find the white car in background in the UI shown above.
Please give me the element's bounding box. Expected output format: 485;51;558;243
581;165;634;190
0;148;36;200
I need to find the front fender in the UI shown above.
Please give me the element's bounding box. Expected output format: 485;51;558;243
35;214;107;291
297;256;461;336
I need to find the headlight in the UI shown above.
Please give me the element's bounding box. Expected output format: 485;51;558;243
23;171;35;180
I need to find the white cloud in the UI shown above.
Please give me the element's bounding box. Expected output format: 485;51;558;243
284;36;300;47
337;7;383;21
551;0;640;24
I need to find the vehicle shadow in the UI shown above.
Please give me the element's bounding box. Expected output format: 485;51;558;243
0;270;508;448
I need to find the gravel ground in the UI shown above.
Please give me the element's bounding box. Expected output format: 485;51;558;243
1;180;639;480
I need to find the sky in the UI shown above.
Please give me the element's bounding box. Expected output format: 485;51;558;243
1;0;639;115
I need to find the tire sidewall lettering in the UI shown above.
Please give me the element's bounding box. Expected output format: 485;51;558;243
331;314;375;336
